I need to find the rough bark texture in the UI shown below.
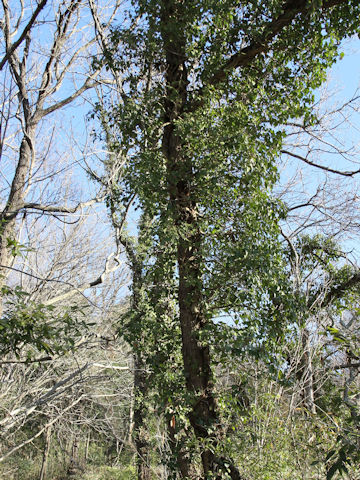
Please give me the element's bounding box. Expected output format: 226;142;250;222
0;125;35;314
160;2;242;478
133;353;152;480
0;0;40;311
167;418;195;479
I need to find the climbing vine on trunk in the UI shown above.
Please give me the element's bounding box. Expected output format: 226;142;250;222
101;1;360;477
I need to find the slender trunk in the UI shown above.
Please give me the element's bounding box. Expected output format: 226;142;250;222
67;434;81;478
167;417;195;479
84;431;90;461
116;209;153;480
128;245;153;480
39;425;52;480
160;2;242;478
133;353;152;480
299;328;316;414
129;381;135;444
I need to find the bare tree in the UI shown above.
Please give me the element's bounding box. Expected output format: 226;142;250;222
0;2;136;478
279;77;360;246
0;0;124;314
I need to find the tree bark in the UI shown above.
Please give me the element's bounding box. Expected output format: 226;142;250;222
160;2;242;478
300;328;316;414
167;417;195;479
39;425;52;480
0;0;98;316
67;434;82;479
133;353;152;480
0;126;35;314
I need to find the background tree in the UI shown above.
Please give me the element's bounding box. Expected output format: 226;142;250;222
0;0;124;315
0;2;135;480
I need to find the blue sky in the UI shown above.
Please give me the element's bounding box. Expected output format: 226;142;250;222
277;36;360;259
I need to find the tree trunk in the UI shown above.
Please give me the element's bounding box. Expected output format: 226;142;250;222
167;416;195;479
126;241;153;480
39;425;52;480
67;434;82;479
129;382;135;445
0;125;35;314
84;431;90;461
299;328;316;414
160;2;243;478
133;353;152;480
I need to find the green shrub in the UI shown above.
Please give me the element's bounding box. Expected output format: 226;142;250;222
83;465;136;480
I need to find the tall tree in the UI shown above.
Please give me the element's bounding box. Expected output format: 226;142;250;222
103;1;360;478
0;0;123;316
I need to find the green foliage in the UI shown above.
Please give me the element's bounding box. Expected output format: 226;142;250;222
323;414;360;480
97;0;360;477
1;435;136;480
101;0;360;337
5;238;32;258
215;360;341;480
84;465;136;480
0;286;88;358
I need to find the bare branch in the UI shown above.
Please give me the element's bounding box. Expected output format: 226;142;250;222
0;0;48;71
331;362;360;370
36;76;98;119
0;356;52;364
92;363;129;371
22;197;104;214
0;255;127;308
281;149;360;177
44;251;127;306
312;271;360;309
0;394;85;462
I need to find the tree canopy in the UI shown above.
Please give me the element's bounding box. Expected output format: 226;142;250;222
97;1;360;478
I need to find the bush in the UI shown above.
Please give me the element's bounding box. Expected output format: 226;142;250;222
83;465;136;480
